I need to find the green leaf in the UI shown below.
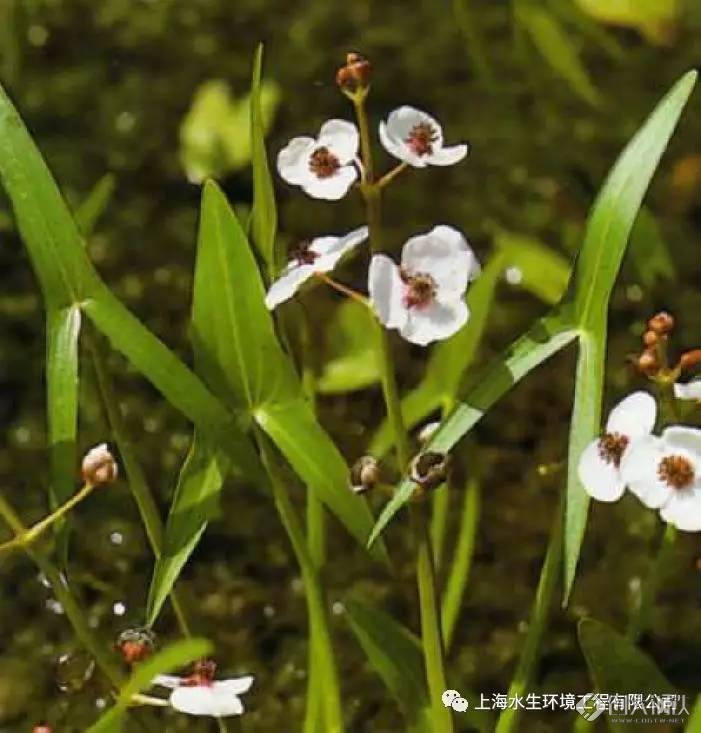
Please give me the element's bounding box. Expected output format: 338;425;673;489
47;305;81;507
575;0;681;44
563;70;697;602
316;299;379;394
250;43;278;275
344;598;430;724
147;437;228;626
368;309;577;546
516;2;600;106
88;637;212;732
578;619;676;716
75;173;116;237
687;697;701;732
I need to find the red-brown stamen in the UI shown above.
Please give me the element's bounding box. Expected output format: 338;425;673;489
309;146;340;178
597;432;629;468
658;454;695;490
405;122;438;157
291;241;318;266
400;267;436;309
182;659;217;687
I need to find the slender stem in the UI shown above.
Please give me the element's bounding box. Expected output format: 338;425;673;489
256;429;343;733
430;488;451;569
0;493;124;689
88;334;191;637
352;91;450;731
314;272;369;307
495;503;562;733
0;482;96;555
441;477;481;650
377;162;409;189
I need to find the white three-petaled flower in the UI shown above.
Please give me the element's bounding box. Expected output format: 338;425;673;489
277;119;359;200
674;379;701;401
153;673;254;717
578;391;656;502
264;226;369;310
379;106;468;168
368;225;479;346
621;426;701;531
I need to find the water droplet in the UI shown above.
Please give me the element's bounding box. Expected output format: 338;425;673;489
56;651;95;693
113;601;126;617
109;531;124;546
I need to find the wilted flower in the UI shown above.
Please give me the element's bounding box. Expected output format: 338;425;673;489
674;380;701;401
265;226;368;309
621;426;701;531
81;443;118;486
277;119;359;200
578;392;656;502
153;661;254;718
379;106;468;168
410;451;450;491
368;225;479;346
350;455;380;494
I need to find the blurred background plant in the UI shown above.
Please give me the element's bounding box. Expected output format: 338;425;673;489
0;0;700;730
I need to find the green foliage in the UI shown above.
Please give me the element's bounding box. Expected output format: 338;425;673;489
575;0;681;44
179;78;279;184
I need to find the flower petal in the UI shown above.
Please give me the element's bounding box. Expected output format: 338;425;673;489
620;436;671;508
152;674;182;689
303;165;357;201
277;137;315;185
400;300;468;346
659;488;701;532
317;119;359;163
368;254;407;330
379;120;421;165
384;106;443;149
265;264;315;309
577;439;625;502
428;143;469;166
214;676;255;696
605;391;656;439
662;425;701;456
674;380;701;401
170;687;244;717
311;225;369;270
401;225;478;300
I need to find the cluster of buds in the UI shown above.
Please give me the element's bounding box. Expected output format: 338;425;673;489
336;52;371;99
116;627;156;665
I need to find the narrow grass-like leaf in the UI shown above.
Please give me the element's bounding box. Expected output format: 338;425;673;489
250;43;278;276
75;173;115;237
47;305;81;507
563;70;697;602
369;309;577;545
88;637;212;732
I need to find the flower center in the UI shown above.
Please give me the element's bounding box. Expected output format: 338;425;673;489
291;241;318;266
658;454;695;490
400;268;437;309
405;122;438;156
597;432;629;468
183;659;217;687
308;146;341;179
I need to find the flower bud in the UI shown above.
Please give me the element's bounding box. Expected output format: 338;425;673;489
350;455;380;495
642;330;659;348
336;53;371;97
32;726;52;733
647;311;674;335
81;443;118;486
116;628;156;665
680;349;701;372
417;421;440;445
637;349;659;376
410;451;450;491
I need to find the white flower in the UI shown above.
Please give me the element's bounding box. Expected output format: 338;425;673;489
577;392;656;502
621;426;701;531
379;106;468;168
153;672;254;718
264;226;368;310
674;380;701;401
277;119;359;200
368;225;479;346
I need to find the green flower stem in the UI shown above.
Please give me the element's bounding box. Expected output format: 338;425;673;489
496;502;562;733
256;429;344;733
441;477;481;650
0;492;124;689
430;488;451;570
352;92;451;732
88;334;192;637
0;481;96;556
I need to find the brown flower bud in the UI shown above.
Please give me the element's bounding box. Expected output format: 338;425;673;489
637;349;660;376
647;311;674;335
336;53;371;96
81;443;118;486
116;628;156;665
410;451;450;491
350;456;380;495
32;726;52;733
680;349;701;372
642;330;659;348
